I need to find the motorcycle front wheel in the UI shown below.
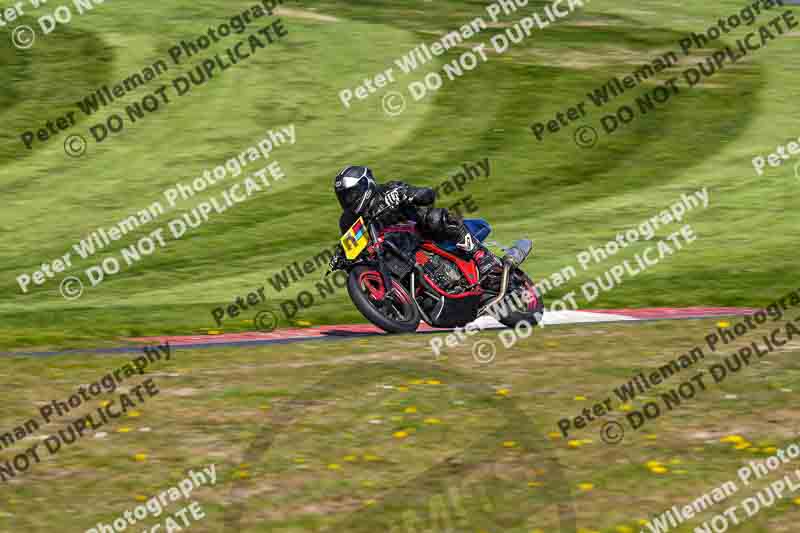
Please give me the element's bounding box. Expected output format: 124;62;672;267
347;266;421;334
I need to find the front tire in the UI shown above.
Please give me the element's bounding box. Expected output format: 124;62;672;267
347;266;421;333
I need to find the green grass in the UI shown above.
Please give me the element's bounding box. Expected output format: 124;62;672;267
0;0;797;350
0;318;798;532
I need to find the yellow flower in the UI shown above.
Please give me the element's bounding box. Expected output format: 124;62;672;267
134;495;147;502
496;389;510;396
365;499;376;506
568;440;583;448
645;461;662;469
404;406;417;414
793;497;800;506
548;432;562;439
293;458;305;464
574;396;587;401
344;455;358;462
327;463;341;470
619;404;633;412
207;330;222;335
127;411;141;418
235;470;250;479
650;466;668;474
720;435;745;444
410;379;424;385
644;434;658;440
424;418;441;424
117;427;132;433
100;400;111;407
735;442;752;450
577;483;594;491
637;519;649;526
397;386;409;392
717;321;731;328
763;447;778;453
364;454;381;461
133;453;147;462
393;431;409;439
426;379;441;385
616;527;634;533
527;481;543;487
503;441;517;448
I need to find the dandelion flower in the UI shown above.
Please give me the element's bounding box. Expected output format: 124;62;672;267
328;463;341;470
503;441;517;448
424;418;441;424
404;406;417;414
577;483;594;491
393;431;409;439
133;453;147;462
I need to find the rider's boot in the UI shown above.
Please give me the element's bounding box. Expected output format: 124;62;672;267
454;226;502;277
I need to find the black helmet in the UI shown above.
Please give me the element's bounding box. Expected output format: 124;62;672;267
334;166;376;214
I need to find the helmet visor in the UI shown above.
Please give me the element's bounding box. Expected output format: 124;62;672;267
337;178;369;211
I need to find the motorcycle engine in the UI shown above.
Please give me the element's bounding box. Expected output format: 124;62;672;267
420;252;466;293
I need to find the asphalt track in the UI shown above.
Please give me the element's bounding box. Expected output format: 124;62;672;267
2;306;755;358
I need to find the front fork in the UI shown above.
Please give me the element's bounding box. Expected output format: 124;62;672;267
369;224;395;298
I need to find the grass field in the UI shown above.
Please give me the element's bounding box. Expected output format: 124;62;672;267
1;0;798;349
1;318;799;532
2;0;799;531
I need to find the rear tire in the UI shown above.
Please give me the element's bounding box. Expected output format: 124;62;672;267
347;266;421;334
498;272;545;329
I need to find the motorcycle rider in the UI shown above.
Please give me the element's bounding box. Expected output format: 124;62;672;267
332;165;500;275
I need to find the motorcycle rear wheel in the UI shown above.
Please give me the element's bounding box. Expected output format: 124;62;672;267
347;266;421;334
497;271;545;329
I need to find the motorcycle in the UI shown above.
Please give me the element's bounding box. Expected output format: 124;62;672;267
328;206;545;334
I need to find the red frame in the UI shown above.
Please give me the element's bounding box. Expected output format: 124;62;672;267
419;242;482;299
375;224;484;300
